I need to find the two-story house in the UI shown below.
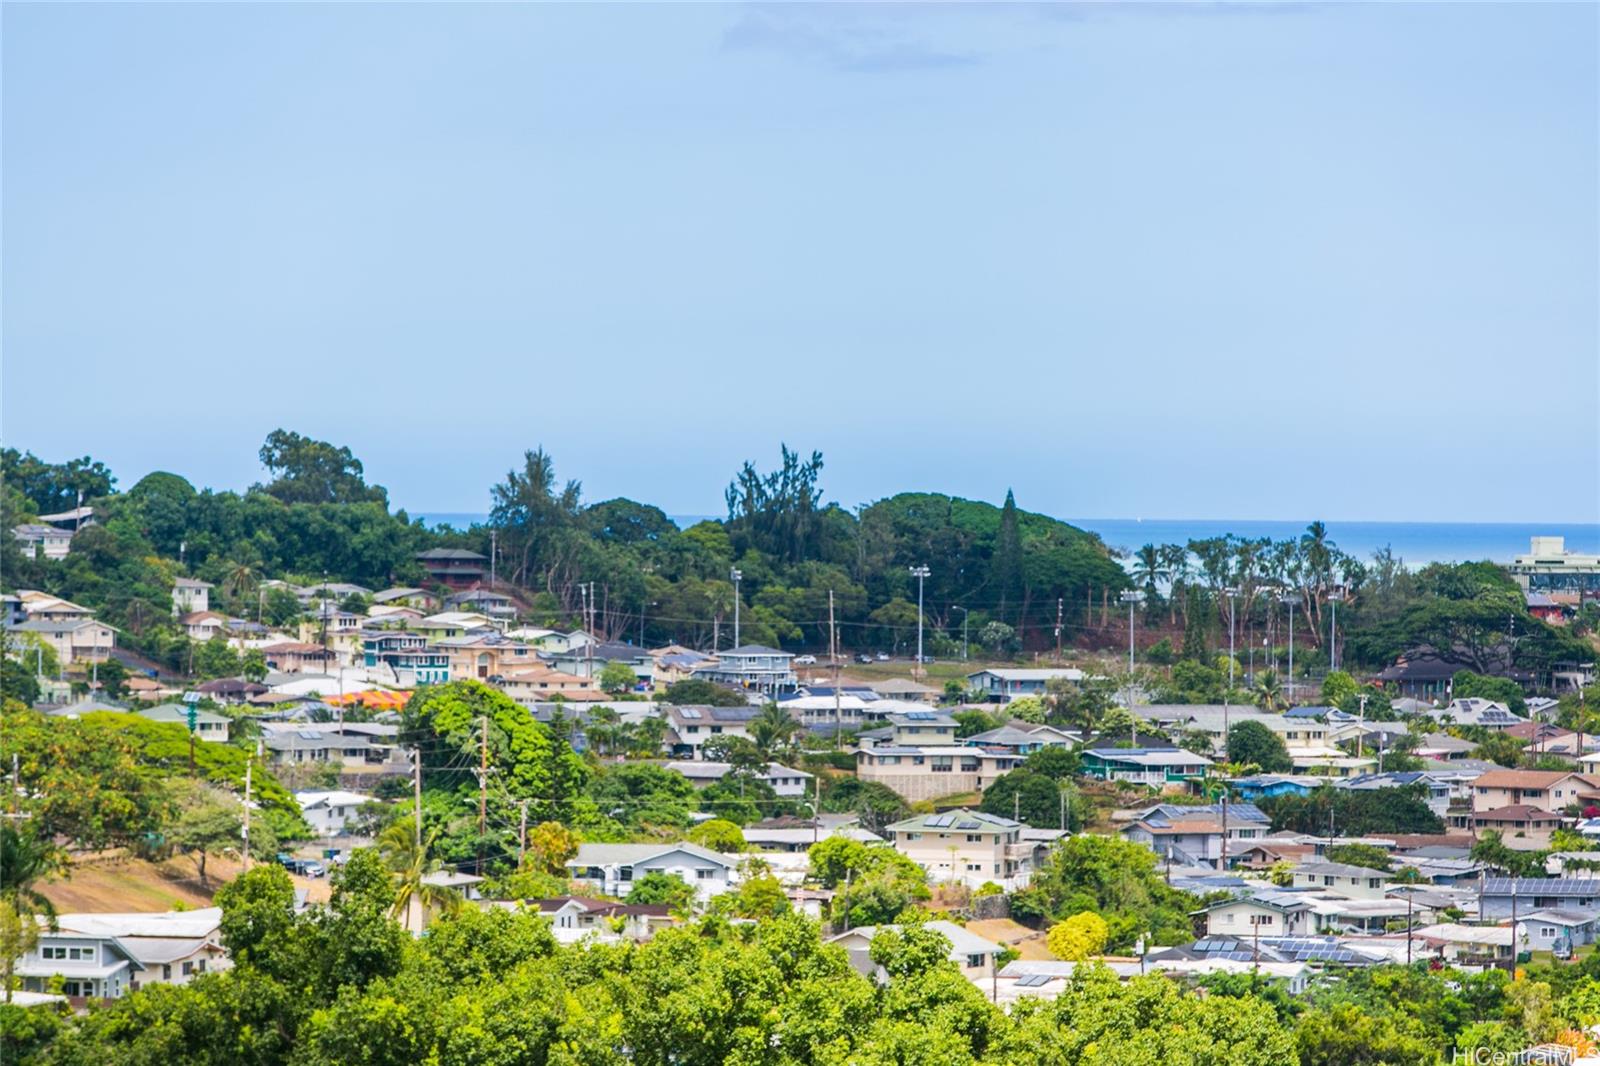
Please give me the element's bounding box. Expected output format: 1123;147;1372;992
664;705;759;759
363;630;450;685
436;632;540;680
260;641;338;675
1195;892;1314;938
691;645;797;693
371;587;440;611
1472;769;1600;814
17;908;230;1000
882;810;1034;888
10;617;118;664
12;523;75;560
566;841;738;903
965;668;1085;702
171;577;212;616
1120;802;1270;868
415;548;488;589
1078;747;1212;786
855;742;1024;803
295;789;376;836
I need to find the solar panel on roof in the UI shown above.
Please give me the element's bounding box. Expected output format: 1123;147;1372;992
958;820;980;830
1016;974;1053;987
680;708;701;719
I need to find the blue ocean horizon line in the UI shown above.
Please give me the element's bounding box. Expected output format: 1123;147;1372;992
409;511;1600;566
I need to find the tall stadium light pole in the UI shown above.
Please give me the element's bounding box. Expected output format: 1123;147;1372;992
731;567;742;649
1223;587;1240;693
1281;592;1298;703
910;566;930;671
1119;591;1143;724
1329;587;1346;672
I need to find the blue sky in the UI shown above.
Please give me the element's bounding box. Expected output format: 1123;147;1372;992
4;3;1596;523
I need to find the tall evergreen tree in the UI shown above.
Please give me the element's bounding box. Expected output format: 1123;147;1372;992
992;489;1024;624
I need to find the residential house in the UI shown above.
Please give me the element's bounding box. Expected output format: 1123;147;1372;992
2;593;26;628
1290;860;1394;900
855;743;1023;803
1413;923;1513;966
371;587;439;611
1473;805;1564;850
1120;802;1270;868
296;611;365;665
566;841;738;903
1078;747;1211;786
1434;698;1528;731
10;617;117;664
415;548;488;589
12;523;74;560
195;678;268;703
295;790;376;836
363;630;450;685
741;821;884;853
868;677;940;703
1229;774;1322;802
664;705;759;760
138;703;230;742
15;591;95;623
1415;733;1477;762
780;694;871;733
961;725;1065;756
828;921;1003;983
691;645;797;693
18;908;230;1000
965;668;1084;702
1480;877;1600;920
528;897;675;943
663;760;813;799
260;641;338;675
1471;769;1600;814
1516;909;1600;955
495;667;603;704
437;632;541;680
413;612;499;641
882;810;1034;888
1194;892;1314;938
1503;721;1592;756
172;577;212;616
1338;772;1452;818
445;589;517;620
178;611;229;643
1378;648;1530;702
263;728;373;766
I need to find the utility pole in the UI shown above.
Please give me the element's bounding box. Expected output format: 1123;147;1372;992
830;590;841;751
1055;597;1063;660
1329;588;1345;673
731;568;742;648
1356;693;1368;759
813;774;821;846
517;799;529;866
1059;787;1066;832
489;530;497;589
242;741;257;870
477;715;489;872
1014;791;1020;822
1281;592;1297;704
1224;587;1240;693
412;747;423;850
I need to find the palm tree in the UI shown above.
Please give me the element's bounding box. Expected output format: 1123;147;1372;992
221;560;259;611
377;820;461;932
0;825;60;928
750;703;800;760
1254;669;1285;712
1129;544;1169;610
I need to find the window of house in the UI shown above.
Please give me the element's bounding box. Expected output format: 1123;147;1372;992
967;863;982;871
711;726;723;734
619;867;633;881
162;964;172;980
966;834;983;842
181;962;194;976
966;954;986;969
1542;926;1557;938
696;869;716;880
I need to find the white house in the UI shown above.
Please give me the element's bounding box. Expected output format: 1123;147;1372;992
966;668;1085;702
138;703;231;743
827;920;1004;982
172;577;212;616
663;760;813;799
882;810;1035;889
1194;893;1314;938
18;908;230;1000
664;705;760;760
295;789;376;836
1291;860;1395;900
691;645;797;693
12;523;74;560
566;841;739;903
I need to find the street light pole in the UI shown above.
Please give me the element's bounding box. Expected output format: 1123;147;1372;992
731;567;742;649
1329;588;1345;673
1119;591;1143;740
1224;587;1240;693
910;566;930;673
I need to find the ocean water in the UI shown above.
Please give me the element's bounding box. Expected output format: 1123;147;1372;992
412;512;1600;567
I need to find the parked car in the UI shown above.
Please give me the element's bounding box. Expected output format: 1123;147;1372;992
278;856;326;878
875;652;890;661
856;653;874;663
794;655;817;665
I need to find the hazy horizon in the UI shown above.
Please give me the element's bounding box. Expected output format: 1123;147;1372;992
5;3;1597;523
